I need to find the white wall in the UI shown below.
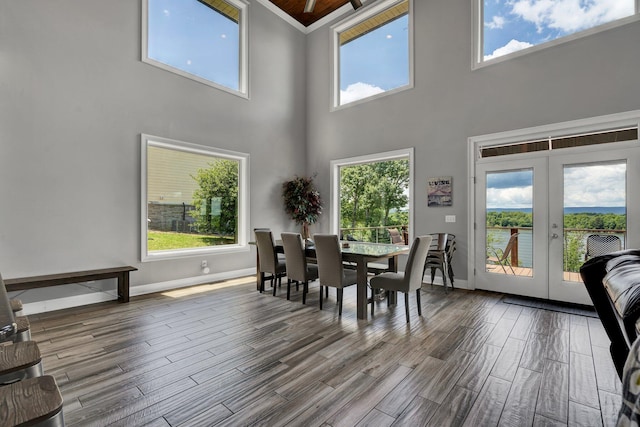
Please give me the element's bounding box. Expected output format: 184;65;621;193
0;0;307;298
305;0;640;282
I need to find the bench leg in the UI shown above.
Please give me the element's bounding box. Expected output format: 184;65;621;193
118;273;130;303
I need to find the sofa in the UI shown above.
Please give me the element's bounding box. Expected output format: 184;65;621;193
580;249;640;378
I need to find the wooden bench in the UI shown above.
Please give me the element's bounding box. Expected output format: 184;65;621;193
4;266;137;303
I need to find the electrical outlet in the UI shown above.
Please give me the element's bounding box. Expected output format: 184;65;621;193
445;215;456;223
201;260;208;268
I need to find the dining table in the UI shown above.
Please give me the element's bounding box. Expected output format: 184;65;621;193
256;239;410;320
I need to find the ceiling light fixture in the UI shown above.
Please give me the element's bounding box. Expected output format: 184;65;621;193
303;0;317;13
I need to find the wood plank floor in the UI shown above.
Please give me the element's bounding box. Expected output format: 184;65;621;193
26;276;622;426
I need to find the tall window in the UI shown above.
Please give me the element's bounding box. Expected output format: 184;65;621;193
331;149;413;243
332;0;413;108
143;0;248;97
141;134;249;261
476;0;638;65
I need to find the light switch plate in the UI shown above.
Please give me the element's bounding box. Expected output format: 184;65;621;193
445;215;456;223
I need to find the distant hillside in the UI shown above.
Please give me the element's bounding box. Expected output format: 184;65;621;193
488;207;625;214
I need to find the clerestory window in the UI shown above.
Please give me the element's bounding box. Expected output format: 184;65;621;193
476;0;638;67
143;0;248;97
331;0;413;109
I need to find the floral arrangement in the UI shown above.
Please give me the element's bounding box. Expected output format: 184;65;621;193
282;175;323;228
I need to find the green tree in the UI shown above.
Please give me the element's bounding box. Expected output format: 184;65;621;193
371;160;409;226
191;159;239;237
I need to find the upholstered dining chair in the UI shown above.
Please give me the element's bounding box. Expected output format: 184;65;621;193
254;229;286;295
281;232;318;304
369;235;433;323
313;234;358;316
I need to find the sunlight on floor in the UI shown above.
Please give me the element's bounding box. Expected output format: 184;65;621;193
161;275;255;298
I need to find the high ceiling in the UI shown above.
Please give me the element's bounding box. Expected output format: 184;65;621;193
268;0;356;27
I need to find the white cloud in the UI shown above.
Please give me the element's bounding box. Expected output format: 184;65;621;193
510;0;634;33
487;186;533;209
563;163;626;207
340;82;385;105
484;39;533;60
485;15;506;29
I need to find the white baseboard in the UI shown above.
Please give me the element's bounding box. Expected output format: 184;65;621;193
20;268;255;315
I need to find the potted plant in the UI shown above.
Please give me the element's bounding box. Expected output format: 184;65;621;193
282;175;322;240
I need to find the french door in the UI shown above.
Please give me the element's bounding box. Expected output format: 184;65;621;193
474;147;639;305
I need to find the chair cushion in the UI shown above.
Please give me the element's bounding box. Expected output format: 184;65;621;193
603;254;640;319
370;272;406;292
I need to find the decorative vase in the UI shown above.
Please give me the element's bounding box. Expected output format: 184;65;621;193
301;222;310;240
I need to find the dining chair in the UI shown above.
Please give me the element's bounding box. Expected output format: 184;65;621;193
313;234;358;316
281;232;318;304
254;229;286;295
369;235;433;323
424;233;455;292
487;233;519;274
585;234;622;260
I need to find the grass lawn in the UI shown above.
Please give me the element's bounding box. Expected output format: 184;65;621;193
148;231;235;251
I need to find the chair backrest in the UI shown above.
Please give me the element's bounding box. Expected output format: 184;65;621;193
498;233;520;262
281;232;308;282
405;235;433;291
254;230;278;273
586;234;622;260
313;234;344;288
428;233;448;252
389;228;404;244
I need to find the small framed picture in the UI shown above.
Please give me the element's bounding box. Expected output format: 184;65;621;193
428;176;452;207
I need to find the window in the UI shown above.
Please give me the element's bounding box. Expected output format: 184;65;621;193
330;149;414;243
143;0;248;97
476;0;638;66
141;134;249;261
332;0;413;109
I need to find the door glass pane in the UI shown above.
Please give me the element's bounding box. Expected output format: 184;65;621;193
485;169;533;276
563;161;627;282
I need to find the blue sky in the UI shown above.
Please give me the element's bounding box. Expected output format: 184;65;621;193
339;15;409;104
483;0;634;60
147;0;240;90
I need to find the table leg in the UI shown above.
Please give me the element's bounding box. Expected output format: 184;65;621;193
356;259;369;320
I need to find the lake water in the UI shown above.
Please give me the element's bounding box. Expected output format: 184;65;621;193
487;229;626;268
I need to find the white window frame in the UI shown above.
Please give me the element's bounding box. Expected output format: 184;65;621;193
473;0;640;69
141;0;249;98
141;134;250;262
330;0;414;111
330;148;414;240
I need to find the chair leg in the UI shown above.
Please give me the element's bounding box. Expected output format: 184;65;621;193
286;280;291;300
338;289;343;316
416;289;422;316
430;267;436;286
371;289;375;316
319;285;323;310
260;272;265;293
302;281;308;304
404;293;410;323
272;277;277;296
326;286;329;298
